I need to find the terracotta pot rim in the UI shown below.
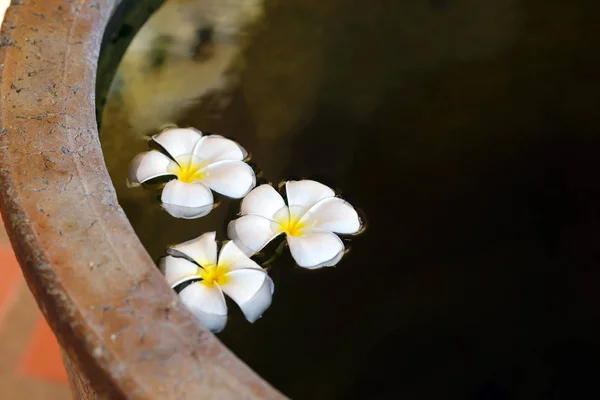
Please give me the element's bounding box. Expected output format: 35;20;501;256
0;1;282;398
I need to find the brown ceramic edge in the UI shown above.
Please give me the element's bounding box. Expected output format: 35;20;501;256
0;1;284;399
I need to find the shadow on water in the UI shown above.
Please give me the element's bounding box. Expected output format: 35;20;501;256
100;0;600;398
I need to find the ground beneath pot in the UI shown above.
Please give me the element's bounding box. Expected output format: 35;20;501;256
0;222;70;399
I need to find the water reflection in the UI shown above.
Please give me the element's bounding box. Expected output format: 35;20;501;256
100;0;600;398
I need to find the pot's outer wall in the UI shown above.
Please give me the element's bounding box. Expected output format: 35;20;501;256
0;1;284;399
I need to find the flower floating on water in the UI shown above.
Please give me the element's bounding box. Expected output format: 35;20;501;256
128;128;255;219
228;180;362;269
160;232;273;333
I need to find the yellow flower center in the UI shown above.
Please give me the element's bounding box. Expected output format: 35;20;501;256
167;155;206;184
274;207;306;237
198;264;229;288
280;217;306;237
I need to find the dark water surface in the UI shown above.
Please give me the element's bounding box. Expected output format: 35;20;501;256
100;0;600;398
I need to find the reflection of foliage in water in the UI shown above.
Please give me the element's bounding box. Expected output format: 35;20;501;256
100;0;600;398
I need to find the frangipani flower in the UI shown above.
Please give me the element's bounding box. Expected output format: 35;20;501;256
128;128;256;219
228;180;362;269
160;232;273;333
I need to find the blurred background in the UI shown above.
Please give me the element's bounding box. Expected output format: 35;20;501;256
0;221;70;398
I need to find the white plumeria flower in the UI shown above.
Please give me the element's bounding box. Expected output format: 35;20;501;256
128;128;256;219
228;180;362;269
160;232;274;333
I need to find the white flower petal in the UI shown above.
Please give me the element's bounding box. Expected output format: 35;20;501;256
225;226;256;256
193;135;247;163
152;128;202;159
128;150;174;184
159;256;200;287
300;197;361;234
200;160;256;199
169;232;217;267
161;179;214;209
287;229;345;269
179;283;227;333
220;270;273;323
285;180;335;215
161;203;213;219
228;215;282;256
322;248;345;268
267;274;275;294
218;241;263;271
240;184;285;218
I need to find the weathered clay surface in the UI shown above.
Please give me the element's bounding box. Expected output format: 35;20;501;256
0;1;284;398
